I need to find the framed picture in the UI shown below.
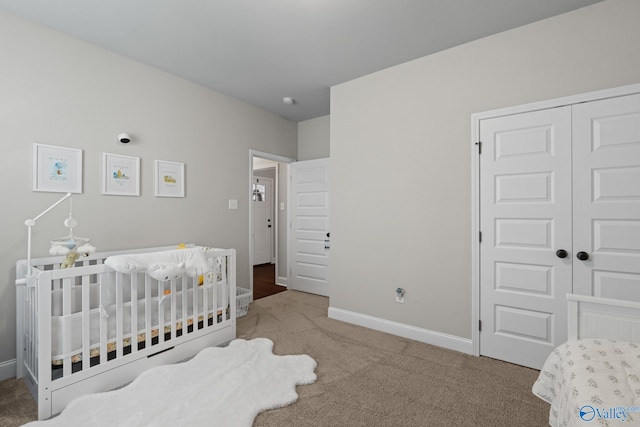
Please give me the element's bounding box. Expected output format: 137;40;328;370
33;143;83;193
102;153;140;196
155;160;185;197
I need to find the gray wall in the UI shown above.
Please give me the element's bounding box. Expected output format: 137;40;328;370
0;12;296;366
298;115;330;161
330;0;640;340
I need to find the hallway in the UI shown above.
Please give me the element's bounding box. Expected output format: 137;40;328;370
253;264;286;300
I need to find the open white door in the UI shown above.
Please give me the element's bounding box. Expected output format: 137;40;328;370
289;158;330;296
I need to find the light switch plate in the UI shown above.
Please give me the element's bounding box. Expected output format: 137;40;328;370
228;199;238;210
280;202;285;211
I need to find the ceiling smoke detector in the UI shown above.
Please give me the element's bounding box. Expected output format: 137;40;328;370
282;97;295;105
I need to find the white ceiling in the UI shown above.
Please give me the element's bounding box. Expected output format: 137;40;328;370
0;0;601;122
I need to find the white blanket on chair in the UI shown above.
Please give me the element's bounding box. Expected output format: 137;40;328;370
105;248;210;281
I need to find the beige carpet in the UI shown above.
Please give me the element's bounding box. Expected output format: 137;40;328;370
0;290;550;426
239;291;549;427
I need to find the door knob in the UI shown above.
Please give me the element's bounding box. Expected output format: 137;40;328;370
576;251;590;261
555;249;568;259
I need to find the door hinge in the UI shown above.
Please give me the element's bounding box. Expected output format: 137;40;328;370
479;231;482;243
475;141;482;154
479;320;482;332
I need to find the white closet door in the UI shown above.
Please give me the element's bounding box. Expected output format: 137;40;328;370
572;93;640;300
479;106;572;369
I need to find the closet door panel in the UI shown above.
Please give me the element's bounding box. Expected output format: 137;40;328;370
479;106;572;369
572;93;640;299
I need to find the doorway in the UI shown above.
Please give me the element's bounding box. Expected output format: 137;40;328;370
249;150;295;300
252;175;274;266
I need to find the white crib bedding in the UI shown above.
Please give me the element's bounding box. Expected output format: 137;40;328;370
50;284;225;365
532;339;640;426
51;311;221;366
49;252;229;365
104;247;211;280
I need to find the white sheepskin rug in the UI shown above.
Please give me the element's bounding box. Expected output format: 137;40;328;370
25;338;317;427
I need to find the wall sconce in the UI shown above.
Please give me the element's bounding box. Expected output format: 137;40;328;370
117;133;131;144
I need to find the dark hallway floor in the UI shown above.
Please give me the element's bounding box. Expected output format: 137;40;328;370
253;263;286;300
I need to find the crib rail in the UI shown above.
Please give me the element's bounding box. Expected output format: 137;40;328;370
16;245;236;419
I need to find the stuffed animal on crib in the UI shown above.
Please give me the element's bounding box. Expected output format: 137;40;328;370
147;262;185;281
104;247;210;281
61;251;82;268
51;241;96;268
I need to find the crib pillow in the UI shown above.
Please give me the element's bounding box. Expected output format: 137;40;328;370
147;262;185;281
105;247;211;281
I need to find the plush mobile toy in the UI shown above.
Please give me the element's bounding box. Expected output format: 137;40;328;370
61;252;81;269
49;211;96;268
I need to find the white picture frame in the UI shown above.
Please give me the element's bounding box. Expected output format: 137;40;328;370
102;153;140;196
155;160;185;197
33;143;83;193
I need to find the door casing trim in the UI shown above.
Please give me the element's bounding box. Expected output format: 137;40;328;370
249;150;295;298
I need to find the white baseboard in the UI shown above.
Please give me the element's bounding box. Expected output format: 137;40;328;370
327;307;473;355
0;359;16;381
276;276;288;287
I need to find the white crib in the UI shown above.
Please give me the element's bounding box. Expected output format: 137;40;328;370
15;245;236;420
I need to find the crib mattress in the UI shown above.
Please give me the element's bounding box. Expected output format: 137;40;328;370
52;310;223;366
49;283;226;363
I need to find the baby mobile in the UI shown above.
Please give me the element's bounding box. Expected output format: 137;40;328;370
24;192;96;272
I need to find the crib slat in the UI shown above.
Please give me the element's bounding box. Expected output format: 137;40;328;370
203;274;209;328
62;277;72;378
81;266;91;370
180;279;185;335
116;272;124;358
158;280;164;344
221;257;228;322
182;277;188;336
99;272;109;366
81;273;90;372
145;275;152;350
212;258;218;322
193;274;199;330
170;278;177;340
130;274;138;355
